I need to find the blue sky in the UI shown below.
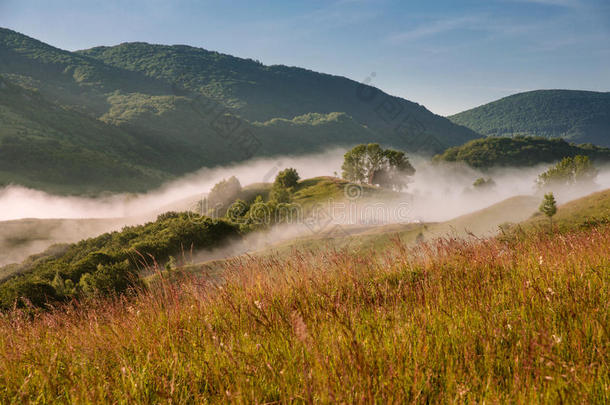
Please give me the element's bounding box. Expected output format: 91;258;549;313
1;0;608;115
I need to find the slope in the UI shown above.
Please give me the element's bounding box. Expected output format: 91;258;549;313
78;41;479;150
521;188;610;231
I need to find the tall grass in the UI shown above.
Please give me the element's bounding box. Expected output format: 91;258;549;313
0;225;608;403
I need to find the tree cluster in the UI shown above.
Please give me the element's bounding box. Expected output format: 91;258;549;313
226;168;302;231
536;155;597;189
341;144;415;190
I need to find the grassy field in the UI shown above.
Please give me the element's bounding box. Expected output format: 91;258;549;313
0;220;608;403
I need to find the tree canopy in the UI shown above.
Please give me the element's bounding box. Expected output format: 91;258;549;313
341;144;415;190
536;155;598;189
434;136;610;169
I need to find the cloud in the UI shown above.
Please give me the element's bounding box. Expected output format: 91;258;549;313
386;15;485;43
509;0;581;7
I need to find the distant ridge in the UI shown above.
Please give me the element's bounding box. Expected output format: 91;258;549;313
0;27;478;193
449;90;610;147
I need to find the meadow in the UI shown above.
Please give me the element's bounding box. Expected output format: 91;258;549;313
0;222;607;403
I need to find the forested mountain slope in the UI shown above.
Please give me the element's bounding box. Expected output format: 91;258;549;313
449;90;610;146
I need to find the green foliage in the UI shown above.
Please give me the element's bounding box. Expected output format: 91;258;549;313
539;193;558;231
274;168;300;189
226;199;250;222
473;177;496;189
78;41;477;148
540;192;558;218
434;136;610;168
536;155;598;189
449;90;610;146
269;186;292;204
342;144;415;190
0;213;239;309
268;168;300;204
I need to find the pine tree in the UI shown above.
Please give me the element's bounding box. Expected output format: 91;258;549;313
539;192;557;231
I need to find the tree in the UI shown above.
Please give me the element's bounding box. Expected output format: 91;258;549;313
270;168;299;203
537;155;597;189
274;168;300;189
539;192;557;231
341;143;415;190
207;176;242;211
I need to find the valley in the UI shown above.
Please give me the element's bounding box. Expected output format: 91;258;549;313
0;9;608;402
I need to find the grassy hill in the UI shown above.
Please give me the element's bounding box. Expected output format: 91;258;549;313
0;27;479;193
256;194;541;256
449;90;610;146
246;187;609;259
434;136;610;168
0;181;608;401
0;212;607;402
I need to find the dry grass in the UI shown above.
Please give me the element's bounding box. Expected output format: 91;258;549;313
0;225;608;404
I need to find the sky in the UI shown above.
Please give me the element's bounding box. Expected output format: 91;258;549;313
0;0;608;115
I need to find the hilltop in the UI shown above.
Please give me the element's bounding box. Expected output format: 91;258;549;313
449;90;610;146
0;27;478;193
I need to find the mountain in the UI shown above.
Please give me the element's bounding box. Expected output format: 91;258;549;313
0;28;478;194
449;90;610;146
434;136;610;168
77;41;477;147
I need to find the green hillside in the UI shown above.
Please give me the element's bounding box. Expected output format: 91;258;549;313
449;90;610;146
434;136;610;168
0;213;239;309
0;76;175;193
0;27;479;193
78;41;477;149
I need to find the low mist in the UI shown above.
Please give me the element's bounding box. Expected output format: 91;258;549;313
1;149;609;267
